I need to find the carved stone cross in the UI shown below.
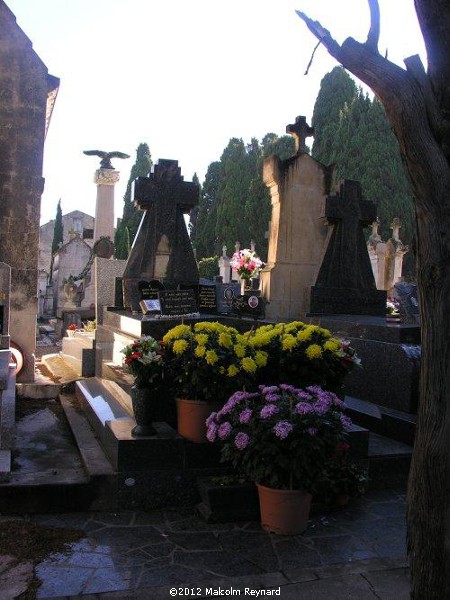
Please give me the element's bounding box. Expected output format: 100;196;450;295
286;115;314;155
310;179;387;315
122;159;199;310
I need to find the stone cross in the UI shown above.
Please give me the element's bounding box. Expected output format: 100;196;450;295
390;217;401;242
122;159;199;310
286;116;314;155
310;179;387;315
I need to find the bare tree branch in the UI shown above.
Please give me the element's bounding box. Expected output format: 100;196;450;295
304;41;321;75
366;0;380;51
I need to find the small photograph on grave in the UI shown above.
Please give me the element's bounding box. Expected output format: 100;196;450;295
217;282;241;315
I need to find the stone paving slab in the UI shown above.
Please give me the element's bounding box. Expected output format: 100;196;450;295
16;488;408;599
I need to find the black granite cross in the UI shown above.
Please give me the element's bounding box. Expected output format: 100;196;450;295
310;179;387;315
133;159;198;214
286;116;314;155
122;159;200;310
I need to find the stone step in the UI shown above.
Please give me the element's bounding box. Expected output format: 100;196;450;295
345;396;416;446
40;352;80;383
366;432;412;490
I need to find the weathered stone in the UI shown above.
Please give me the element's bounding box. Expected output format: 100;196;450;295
0;3;59;380
261;118;332;320
310;180;387;315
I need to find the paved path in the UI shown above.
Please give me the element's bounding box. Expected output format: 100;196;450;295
0;488;408;599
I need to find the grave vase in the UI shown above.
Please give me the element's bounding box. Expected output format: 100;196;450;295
131;386;157;437
256;483;312;535
176;398;222;443
240;276;252;295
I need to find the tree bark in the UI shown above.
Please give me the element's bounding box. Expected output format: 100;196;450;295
297;2;450;597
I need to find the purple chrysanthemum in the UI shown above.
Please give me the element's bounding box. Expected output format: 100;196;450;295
296;390;313;401
206;423;217;442
273;420;294;439
260;404;280;419
340;415;353;431
239;408;252;424
307;427;318;436
314;399;331;415
218;421;233;440
261;385;279;395
206;412;217;427
265;393;281;403
295;402;314;415
234;432;250;450
279;383;297;393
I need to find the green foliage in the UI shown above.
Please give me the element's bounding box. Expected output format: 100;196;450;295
198;256;219;280
49;199;63;283
118;143;152;257
114;222;131;260
312;67;415;245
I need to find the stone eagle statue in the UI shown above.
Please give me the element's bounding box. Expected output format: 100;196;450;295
83;150;130;169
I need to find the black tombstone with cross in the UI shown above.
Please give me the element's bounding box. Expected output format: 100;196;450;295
122;159;200;311
310;179;387;315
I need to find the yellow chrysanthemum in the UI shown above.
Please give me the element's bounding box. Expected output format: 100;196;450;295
234;343;246;358
297;328;313;342
282;334;297;351
172;339;189;355
324;339;340;352
227;364;239;377
205;350;219;365
195;333;208;345
306;344;323;360
255;351;268;367
194;345;206;358
241;357;257;373
163;324;191;343
284;321;305;333
194;321;222;333
219;366;225;374
218;332;233;348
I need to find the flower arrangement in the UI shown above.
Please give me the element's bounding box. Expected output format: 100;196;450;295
67;323;78;331
121;335;164;389
245;321;361;392
386;298;400;316
206;384;352;492
230;249;265;281
162;321;266;403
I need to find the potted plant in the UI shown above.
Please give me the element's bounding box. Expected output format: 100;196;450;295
163;322;265;443
230;248;265;294
316;448;369;508
121;335;165;436
246;321;361;394
206;383;352;534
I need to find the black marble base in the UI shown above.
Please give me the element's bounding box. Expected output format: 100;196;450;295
310;287;387;316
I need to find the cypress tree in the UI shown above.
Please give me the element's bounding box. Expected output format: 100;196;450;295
49;199;63;282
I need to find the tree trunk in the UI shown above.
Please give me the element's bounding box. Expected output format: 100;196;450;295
296;2;450;596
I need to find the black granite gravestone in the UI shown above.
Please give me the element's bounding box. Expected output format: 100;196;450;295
158;289;198;317
122;159;199;311
310;180;387;315
198;284;217;313
216;282;241;314
393;282;420;324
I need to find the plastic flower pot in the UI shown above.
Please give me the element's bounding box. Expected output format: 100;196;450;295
256;483;312;535
176;398;222;443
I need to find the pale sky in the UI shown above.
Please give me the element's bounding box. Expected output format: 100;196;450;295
5;0;425;226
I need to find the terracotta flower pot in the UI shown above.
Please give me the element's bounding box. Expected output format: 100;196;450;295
256;483;312;535
176;398;221;443
131;386;157;437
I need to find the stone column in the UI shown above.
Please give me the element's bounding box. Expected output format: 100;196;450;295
93;168;120;244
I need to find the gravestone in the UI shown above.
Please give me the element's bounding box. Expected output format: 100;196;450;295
122;159;199;311
216;282;241;315
310;180;387;315
158;289;198;317
198;284;217;313
261;115;332;320
0;263;11;350
393;282;420;324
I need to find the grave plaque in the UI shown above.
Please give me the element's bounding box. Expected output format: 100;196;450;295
158;289;198;317
140;298;162;314
139;280;164;301
198;284;217;313
217;282;241;314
